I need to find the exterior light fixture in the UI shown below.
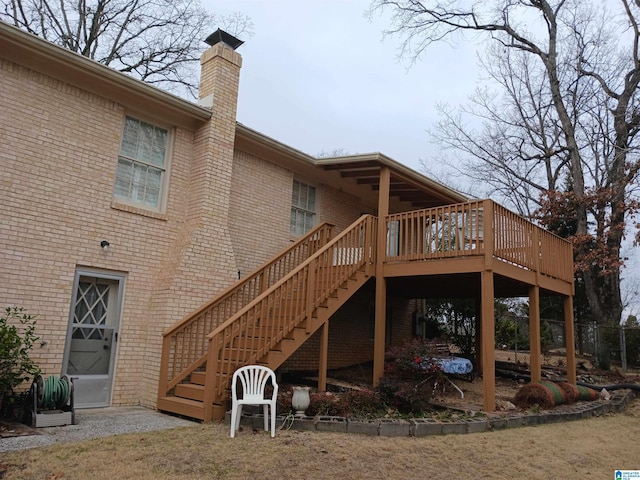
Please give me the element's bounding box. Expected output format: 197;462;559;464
100;240;110;251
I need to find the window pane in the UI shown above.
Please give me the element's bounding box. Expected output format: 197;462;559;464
290;209;297;235
144;168;162;207
132;162;148;203
304;212;314;231
292;180;300;207
120;117;140;158
307;186;316;210
296;209;305;234
299;183;308;210
114;158;133;199
151;128;167;167
138;122;154;163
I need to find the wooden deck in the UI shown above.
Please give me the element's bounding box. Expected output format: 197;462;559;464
157;199;574;421
384;200;572;295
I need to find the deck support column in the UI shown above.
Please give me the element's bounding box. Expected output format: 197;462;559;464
475;296;483;375
529;285;542;384
481;270;495;411
564;295;577;384
318;320;329;392
373;166;391;386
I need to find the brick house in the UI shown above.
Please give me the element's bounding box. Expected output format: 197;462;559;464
0;23;576;419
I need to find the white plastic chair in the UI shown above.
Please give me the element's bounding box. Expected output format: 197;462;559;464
230;365;278;438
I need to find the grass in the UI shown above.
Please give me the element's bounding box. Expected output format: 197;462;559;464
1;398;639;480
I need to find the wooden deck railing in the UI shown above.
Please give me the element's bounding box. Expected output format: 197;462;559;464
203;215;377;417
158;222;334;396
386;200;486;260
386;200;573;283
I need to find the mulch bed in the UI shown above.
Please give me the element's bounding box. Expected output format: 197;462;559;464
0;420;39;438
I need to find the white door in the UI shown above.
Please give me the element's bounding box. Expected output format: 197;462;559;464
63;271;124;408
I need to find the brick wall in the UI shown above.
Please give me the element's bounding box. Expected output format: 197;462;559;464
280;289;419;373
0;58;200;406
0;41;244;407
318;184;374;233
229;150;292;276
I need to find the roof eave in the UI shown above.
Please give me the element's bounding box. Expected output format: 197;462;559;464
0;22;211;130
316;153;469;204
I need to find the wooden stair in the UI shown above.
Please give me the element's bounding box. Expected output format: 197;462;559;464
157;216;376;422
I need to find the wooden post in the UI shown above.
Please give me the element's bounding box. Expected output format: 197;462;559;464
475;295;482;375
203;338;218;422
564;295;577;384
529;285;541;384
482;200;494;268
305;261;316;334
373;167;391;386
481;270;495;412
157;335;171;401
318;320;329;392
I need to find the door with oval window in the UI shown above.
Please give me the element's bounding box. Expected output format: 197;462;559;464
62;271;124;408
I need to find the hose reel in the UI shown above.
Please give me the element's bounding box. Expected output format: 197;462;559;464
34;374;71;410
29;374;75;427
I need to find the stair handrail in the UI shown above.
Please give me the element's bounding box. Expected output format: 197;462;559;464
202;215;377;418
158;222;334;396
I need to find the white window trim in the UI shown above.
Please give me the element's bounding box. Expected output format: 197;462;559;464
290;178;318;237
112;115;174;214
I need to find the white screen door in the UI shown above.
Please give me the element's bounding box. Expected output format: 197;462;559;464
63;271;125;408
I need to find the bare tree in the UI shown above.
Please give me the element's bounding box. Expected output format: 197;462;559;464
316;148;352;158
371;0;640;326
1;0;253;98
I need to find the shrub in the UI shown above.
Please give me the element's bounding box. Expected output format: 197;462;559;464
336;389;381;418
306;391;341;417
376;339;443;415
274;384;293;415
0;307;40;415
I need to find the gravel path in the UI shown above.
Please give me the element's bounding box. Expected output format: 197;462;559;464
0;407;196;452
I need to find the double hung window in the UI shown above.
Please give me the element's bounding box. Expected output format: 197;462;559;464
290;179;316;236
113;117;168;209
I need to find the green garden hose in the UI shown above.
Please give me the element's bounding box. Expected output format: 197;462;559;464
37;375;71;410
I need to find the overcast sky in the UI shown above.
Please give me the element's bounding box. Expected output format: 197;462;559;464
205;0;481;174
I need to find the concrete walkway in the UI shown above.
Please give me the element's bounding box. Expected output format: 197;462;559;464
0;407;197;452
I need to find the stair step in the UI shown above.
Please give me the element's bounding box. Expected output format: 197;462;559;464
174;383;204;401
157;396;205;420
190;371;206;385
157;396;228;422
190;370;236;385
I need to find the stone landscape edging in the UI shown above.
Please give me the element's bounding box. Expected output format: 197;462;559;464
226;389;635;437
